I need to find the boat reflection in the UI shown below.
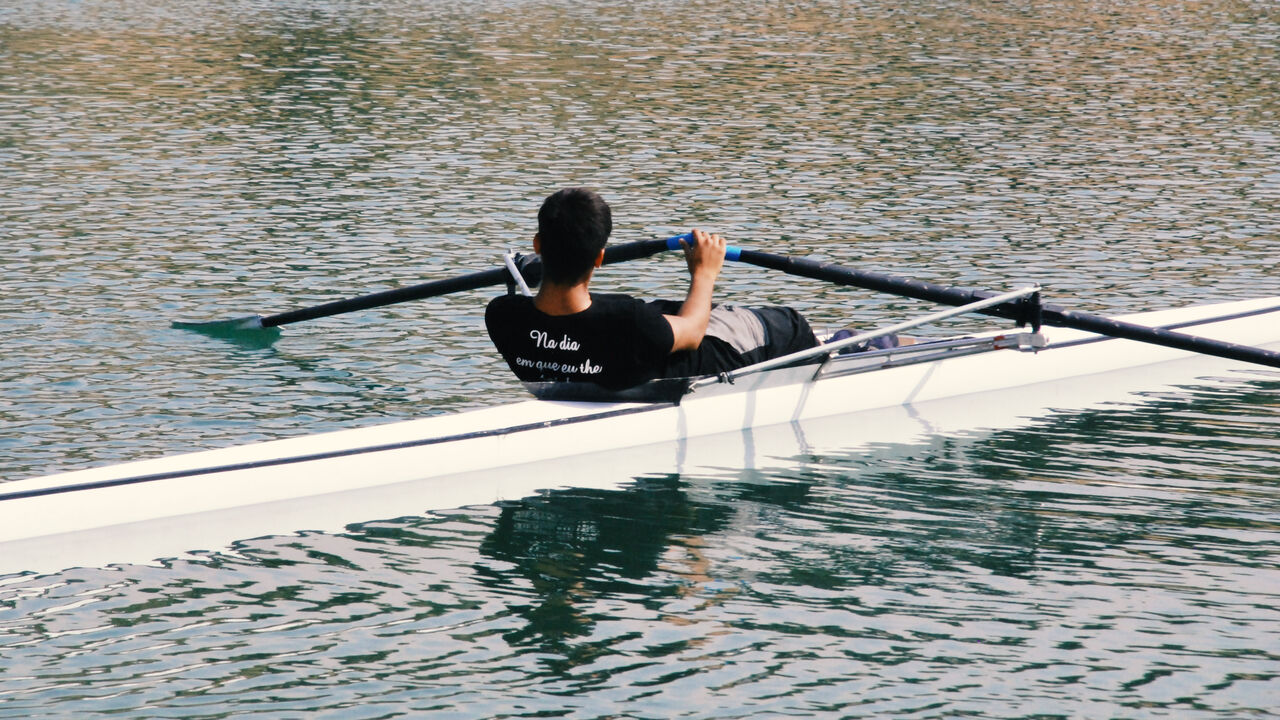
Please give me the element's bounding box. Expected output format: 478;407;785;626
464;374;1276;648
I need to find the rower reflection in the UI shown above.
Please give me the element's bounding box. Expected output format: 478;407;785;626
477;475;733;646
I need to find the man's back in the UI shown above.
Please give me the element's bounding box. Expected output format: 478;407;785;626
486;292;820;390
485;293;674;390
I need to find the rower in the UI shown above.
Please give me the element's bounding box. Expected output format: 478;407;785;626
484;187;904;390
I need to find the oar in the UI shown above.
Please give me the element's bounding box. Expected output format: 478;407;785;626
175;232;1279;369
173;234;695;335
729;247;1280;370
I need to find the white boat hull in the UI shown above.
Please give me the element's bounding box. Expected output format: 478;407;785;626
2;296;1277;575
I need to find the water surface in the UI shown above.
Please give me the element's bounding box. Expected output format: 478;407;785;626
1;0;1278;716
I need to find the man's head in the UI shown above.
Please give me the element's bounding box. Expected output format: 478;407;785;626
536;187;612;285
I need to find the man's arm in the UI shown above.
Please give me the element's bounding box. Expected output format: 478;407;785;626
665;228;727;352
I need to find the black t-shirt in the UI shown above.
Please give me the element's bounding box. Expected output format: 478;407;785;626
485;293;675;390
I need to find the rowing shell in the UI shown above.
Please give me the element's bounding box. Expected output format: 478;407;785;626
3;296;1278;575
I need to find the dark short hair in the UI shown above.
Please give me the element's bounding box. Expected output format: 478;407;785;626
537;187;612;284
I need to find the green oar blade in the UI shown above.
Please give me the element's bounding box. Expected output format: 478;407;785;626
171;315;282;348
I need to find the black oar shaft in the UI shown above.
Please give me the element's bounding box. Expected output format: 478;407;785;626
603;237;675;264
262;268;508;328
735;248;1280;370
735;249;1004;313
1039;307;1280;368
260;237;675;328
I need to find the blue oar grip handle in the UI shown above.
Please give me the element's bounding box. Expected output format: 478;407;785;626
664;233;742;261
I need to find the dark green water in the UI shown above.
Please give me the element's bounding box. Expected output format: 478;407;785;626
1;1;1278;716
